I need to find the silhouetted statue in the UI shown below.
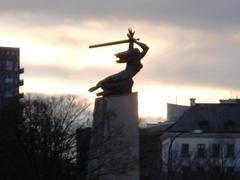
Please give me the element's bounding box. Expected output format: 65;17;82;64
88;29;149;97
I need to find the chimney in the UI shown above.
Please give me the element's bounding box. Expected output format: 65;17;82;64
190;98;196;106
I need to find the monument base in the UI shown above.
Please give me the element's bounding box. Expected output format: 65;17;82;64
88;92;139;180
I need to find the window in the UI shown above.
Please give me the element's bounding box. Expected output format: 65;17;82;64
181;144;189;157
163;143;169;158
226;144;234;158
4;90;14;97
0;61;4;69
4;74;13;83
5;60;13;70
224;120;235;131
4;85;14;97
199;120;209;131
197;144;205;157
212;144;220;158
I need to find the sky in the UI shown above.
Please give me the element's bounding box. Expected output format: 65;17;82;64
1;0;240;120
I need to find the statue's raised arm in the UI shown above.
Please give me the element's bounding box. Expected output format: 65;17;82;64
134;40;149;59
88;29;149;97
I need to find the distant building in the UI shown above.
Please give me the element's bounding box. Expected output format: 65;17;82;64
219;98;240;104
0;46;24;105
161;101;240;178
166;98;197;122
139;99;240;179
167;103;189;122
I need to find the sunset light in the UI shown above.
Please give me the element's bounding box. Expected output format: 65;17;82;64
2;1;240;180
1;1;240;120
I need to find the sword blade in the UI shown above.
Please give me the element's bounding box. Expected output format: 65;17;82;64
89;39;130;48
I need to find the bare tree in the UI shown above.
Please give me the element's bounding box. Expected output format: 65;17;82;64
203;138;240;180
20;94;91;180
167;138;240;180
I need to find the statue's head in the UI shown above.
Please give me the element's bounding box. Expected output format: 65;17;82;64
115;48;140;62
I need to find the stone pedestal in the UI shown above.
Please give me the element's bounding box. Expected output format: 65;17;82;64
88;93;139;180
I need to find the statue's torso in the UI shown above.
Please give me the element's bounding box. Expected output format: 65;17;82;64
125;57;143;77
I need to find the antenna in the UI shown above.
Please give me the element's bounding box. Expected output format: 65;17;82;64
175;86;178;104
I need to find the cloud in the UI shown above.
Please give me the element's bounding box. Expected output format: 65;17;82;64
1;0;240;29
24;63;118;86
137;28;240;90
24;27;240;91
2;0;240;96
16;21;240;92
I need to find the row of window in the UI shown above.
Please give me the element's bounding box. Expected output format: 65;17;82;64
199;120;236;130
0;84;19;93
0;74;18;83
181;143;235;158
0;50;18;56
0;60;19;71
180;165;235;174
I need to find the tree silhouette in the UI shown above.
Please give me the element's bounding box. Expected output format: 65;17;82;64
0;98;28;180
19;94;90;180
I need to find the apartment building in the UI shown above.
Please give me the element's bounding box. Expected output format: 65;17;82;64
0;46;24;105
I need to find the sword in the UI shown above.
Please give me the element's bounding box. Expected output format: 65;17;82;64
89;38;139;48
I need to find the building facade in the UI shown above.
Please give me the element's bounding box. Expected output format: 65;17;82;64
0;46;24;105
161;101;240;179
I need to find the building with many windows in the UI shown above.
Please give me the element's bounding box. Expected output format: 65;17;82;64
0;46;24;105
160;99;240;179
140;99;240;180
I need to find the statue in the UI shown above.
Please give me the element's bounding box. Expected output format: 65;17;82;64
88;29;149;97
